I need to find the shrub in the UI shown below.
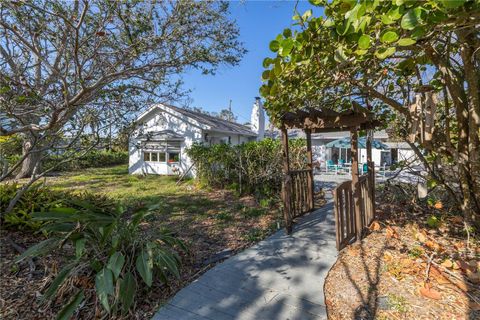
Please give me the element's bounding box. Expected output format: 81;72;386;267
44;150;128;172
186;138;307;196
0;183;63;229
1;183;115;230
16;201;186;318
2;149;128;178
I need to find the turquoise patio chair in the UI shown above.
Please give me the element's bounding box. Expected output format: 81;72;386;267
326;160;336;172
363;163;368;174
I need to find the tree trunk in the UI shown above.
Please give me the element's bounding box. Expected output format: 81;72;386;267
15;135;42;179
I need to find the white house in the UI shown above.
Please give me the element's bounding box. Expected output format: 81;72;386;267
129;99;264;176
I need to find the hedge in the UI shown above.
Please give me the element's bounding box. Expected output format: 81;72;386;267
186;138;307;196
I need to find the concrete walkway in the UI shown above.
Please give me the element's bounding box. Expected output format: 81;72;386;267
153;199;338;320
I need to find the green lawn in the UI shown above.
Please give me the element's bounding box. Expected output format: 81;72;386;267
46;165;194;204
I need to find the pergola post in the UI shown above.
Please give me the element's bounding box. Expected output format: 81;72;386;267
305;128;314;211
350;128;362;241
281;127;292;234
366;129;375;217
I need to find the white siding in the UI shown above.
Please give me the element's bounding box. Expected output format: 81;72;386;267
129;110;203;176
129;108;255;176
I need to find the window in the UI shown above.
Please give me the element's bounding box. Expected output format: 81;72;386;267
143;141;180;163
168;152;180;163
143;152;166;163
158;152;166;162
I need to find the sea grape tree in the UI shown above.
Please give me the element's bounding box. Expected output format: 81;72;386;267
260;0;480;225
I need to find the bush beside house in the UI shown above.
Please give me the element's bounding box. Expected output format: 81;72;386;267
186;138;307;196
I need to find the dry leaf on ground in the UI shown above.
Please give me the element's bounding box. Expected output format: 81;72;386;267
419;283;442;300
369;221;381;231
386;226;399;239
416;230;428;243
441;259;454;269
434;201;443;209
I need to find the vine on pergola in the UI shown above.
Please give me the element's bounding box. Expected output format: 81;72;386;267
260;0;480;224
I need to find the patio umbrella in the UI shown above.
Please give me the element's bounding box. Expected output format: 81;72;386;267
325;137;390;150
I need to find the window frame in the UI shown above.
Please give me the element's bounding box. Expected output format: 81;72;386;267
168;152;180;163
143;151;167;163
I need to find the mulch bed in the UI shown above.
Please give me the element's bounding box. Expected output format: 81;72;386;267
0;189;283;319
324;201;480;320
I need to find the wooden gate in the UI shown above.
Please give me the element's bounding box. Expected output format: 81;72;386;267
333;180;356;250
333;174;375;250
283;169;314;233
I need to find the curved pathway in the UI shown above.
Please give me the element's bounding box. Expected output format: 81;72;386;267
153;195;338;320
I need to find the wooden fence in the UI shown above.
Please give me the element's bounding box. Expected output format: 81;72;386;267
334;174;375;251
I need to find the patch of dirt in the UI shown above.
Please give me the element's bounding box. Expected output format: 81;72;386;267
0;231;59;319
324;202;480;320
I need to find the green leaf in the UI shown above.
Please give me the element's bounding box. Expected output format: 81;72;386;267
427;179;438;189
15;238;58;263
427;215;440;228
323;18;334;27
381;30;399;44
95;268;114;312
75;238;86;259
387;6;403;20
270;83;278;96
50;207;77;214
439;0;465;9
155;249;180;279
269;40;280;52
135;249;153;287
56;290;84;320
262;58;272;68
259;85;270;97
401;8;423;30
41;223;76;233
274;60;282;76
381;14;394;25
375;47;396;59
302;9;312;21
261;70;270;81
397;38;416;46
334;47;348;63
107;252;125;280
279;38;294;57
355;49;368;55
358;35;371;49
43;265;72;301
411;27;426;40
119;272;136;314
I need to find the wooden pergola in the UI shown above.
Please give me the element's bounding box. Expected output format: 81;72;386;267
280;105;381;250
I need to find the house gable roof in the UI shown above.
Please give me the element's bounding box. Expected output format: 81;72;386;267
136;104;256;136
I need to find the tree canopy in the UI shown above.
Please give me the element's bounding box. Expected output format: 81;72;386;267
0;0;245;179
260;0;480;224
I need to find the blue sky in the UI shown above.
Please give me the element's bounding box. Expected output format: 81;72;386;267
181;1;318;125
